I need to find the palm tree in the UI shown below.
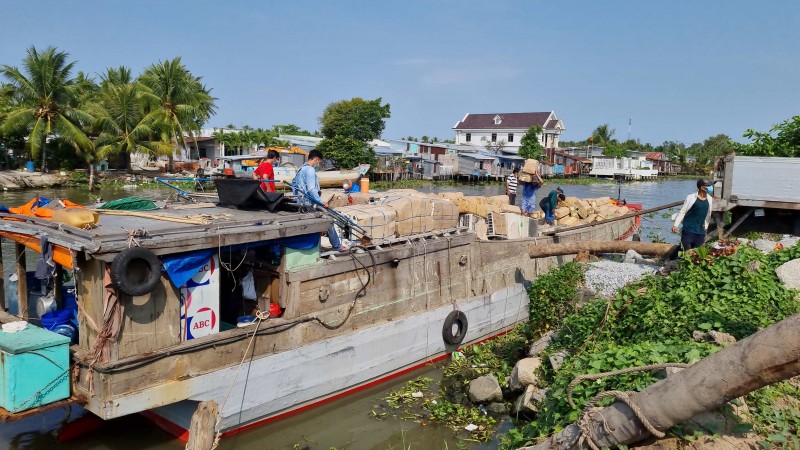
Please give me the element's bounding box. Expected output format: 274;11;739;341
591;124;616;146
93;67;164;177
138;57;216;171
1;46;93;171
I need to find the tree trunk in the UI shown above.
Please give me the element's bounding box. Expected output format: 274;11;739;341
529;241;676;258
88;162;95;191
524;312;800;450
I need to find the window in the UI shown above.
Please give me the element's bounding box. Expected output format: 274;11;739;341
465;133;471;142
493;115;502;125
508;133;514;142
491;133;497;142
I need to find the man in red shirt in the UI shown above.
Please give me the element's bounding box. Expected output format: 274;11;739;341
253;149;279;192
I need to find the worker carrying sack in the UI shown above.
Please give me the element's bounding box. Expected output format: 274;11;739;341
518;159;540;183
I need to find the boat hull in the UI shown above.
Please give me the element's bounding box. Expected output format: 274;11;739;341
144;283;528;438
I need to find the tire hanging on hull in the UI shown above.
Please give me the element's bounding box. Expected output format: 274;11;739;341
442;310;468;345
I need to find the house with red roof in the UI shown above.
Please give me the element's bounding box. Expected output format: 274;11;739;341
452;111;565;155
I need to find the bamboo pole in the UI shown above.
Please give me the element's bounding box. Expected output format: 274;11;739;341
15;243;27;319
542;200;684;236
524;312;800;450
529;241;676;258
95;209;211;225
186;400;219;450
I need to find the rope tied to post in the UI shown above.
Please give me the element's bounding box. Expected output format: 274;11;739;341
567;362;690;450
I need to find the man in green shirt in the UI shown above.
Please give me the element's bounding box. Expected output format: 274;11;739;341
672;179;713;250
539;187;565;225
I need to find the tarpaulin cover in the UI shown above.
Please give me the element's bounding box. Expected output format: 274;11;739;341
161;233;320;288
100;197;157;211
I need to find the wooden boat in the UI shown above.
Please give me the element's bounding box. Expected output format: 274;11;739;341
0;190;638;442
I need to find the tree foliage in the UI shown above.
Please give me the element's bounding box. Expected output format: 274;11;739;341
319;97;390;142
0;46;94;168
518;125;544;160
591;123;615;145
315;135;375;169
601;141;628;158
739;116;800;157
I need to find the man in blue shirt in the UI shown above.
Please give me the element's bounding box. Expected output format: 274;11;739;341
294;150;348;252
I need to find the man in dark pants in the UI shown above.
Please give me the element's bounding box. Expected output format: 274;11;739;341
672;179;714;251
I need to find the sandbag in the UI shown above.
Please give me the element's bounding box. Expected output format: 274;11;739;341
430;198;459;230
51;209;99;229
438;192;464;201
563;196;579;207
554;206;570;220
594;197;612;206
501;204;521;214
559;216;579;227
335;204;396;240
381;196;433;236
518;172;534;183
522;159;539;175
486;195;510;206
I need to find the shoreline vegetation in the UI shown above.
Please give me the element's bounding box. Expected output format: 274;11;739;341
377;237;800;449
0;170;703;192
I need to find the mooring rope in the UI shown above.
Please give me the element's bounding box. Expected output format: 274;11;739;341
567;362;690;450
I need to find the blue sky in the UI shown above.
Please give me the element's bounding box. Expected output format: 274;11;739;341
2;1;798;145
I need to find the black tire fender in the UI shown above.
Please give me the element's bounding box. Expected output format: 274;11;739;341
110;247;162;297
442;310;468;346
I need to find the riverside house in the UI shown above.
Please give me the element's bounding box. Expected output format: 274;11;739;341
452;111;565;155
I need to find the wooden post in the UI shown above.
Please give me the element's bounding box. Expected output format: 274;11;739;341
54;265;63;309
15;243;27;319
0;237;5;312
186;400;219;450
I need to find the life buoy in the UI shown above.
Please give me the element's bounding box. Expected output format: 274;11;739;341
110;247;162;297
442;310;468;346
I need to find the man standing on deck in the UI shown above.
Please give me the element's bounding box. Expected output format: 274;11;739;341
540;187;564;225
253;149;279;192
293;150;349;252
506;167;519;205
672;179;713;251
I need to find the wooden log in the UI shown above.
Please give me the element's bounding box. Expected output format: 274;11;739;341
525;312;800;450
15;243;27;319
186;400;219;450
529;241;676;258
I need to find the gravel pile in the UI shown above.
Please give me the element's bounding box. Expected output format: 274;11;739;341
584;260;659;297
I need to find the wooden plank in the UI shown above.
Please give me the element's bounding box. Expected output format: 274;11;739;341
15;243;27;320
77;256;105;353
115;277;181;360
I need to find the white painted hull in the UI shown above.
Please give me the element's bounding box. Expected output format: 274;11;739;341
146;283;528;434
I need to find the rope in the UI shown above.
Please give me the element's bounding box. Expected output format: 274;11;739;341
207;310;269;450
568;362;690;450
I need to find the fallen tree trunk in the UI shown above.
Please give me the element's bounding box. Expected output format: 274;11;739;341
529;241;676;259
523;312;800;450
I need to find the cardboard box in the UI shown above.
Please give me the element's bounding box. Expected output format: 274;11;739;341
336;204;397;240
381;196;433;236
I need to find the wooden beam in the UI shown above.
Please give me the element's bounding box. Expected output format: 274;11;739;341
15;243;27;319
186;400;218;450
529;241;675;258
54;265;63;309
0;237;4;312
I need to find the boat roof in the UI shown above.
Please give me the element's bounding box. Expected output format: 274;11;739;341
0;205;331;261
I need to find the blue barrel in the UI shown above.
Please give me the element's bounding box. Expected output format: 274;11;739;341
51;323;78;345
40;309;72;331
61;286;78;327
25;161;35;172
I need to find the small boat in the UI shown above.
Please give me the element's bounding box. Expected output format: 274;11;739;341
0;188;639;442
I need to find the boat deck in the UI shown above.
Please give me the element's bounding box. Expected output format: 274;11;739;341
0;205;333;259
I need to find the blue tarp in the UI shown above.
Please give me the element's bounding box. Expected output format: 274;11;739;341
161;234;320;288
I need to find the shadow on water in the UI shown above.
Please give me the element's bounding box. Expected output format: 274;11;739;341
0;179;694;449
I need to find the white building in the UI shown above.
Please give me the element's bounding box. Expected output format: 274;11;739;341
452;111;565;154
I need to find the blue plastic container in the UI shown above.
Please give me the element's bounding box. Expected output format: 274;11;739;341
51;323;78;345
40;309;72;331
61;287;77;310
25;161;35;173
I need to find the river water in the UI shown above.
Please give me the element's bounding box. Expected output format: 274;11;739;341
0;178;695;450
